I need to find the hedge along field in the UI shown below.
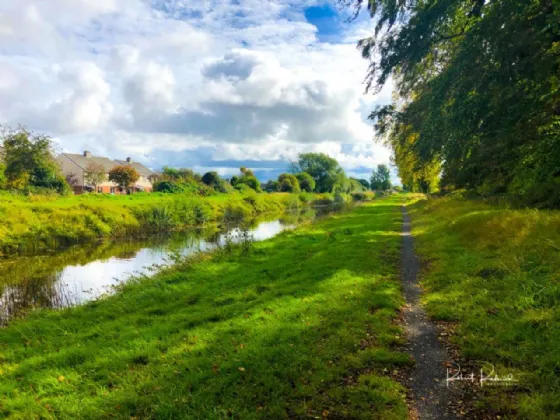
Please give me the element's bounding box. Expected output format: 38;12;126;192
0;196;411;419
409;197;560;419
0;191;331;256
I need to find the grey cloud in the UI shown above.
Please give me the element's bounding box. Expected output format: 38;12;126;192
202;52;259;81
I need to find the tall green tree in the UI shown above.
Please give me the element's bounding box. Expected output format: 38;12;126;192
1;126;69;193
296;153;346;193
370;164;391;191
348;0;560;207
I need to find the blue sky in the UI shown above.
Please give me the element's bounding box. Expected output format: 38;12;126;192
0;0;397;184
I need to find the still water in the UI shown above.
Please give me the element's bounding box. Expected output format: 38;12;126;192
0;206;342;324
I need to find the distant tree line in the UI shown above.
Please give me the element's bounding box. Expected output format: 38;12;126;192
346;0;560;207
261;153;376;194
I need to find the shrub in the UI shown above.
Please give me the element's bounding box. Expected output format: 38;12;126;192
278;173;301;193
351;192;368;201
296;172;315;192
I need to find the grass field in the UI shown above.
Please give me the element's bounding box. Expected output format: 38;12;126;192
0;191;330;256
410;197;560;419
0;196;411;419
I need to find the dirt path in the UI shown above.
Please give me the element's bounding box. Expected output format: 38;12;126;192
400;206;457;419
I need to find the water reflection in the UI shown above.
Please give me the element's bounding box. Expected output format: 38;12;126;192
0;205;343;324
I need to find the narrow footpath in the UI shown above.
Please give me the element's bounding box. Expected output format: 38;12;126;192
400;206;457;419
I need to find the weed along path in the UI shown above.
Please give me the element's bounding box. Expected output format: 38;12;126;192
400;205;457;419
0;197;414;419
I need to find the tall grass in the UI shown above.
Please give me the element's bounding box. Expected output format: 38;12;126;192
0;192;319;256
409;196;560;419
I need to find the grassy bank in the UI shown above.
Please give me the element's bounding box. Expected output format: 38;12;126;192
0;197;410;419
409;197;560;418
0;191;333;256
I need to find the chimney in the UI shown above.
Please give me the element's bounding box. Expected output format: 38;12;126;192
84;151;91;158
126;157;132;163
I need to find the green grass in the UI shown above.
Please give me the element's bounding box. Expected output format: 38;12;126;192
409;197;560;419
0;196;411;419
0;191;332;256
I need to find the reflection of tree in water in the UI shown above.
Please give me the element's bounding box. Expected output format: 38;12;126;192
0;205;350;325
0;272;78;325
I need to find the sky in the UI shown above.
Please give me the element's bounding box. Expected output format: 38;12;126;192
0;0;397;183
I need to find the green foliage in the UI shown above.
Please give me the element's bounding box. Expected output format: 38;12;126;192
357;179;370;190
277;173;301;193
108;166;140;191
84;162;107;191
370;164;391;191
295;172;316;192
0;198;409;418
0;192;315;256
230;168;261;192
201;171;220;187
411;196;560;418
201;171;231;193
355;0;560;207
0;161;6;189
1;126;69;194
161;167;201;183
349;178;366;192
262;180;279;193
296;152;347;193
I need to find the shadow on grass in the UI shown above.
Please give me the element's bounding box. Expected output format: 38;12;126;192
0;198;412;419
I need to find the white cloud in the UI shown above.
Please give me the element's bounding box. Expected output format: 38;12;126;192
0;0;395;180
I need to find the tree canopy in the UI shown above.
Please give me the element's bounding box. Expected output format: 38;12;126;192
349;0;560;207
109;166;140;191
278;173;301;193
295;172;316;192
370;164;391;191
1;126;68;194
295;153;346;193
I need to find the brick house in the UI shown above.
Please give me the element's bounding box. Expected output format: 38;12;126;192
57;151;156;194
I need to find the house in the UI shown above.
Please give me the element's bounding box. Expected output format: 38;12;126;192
57;151;156;194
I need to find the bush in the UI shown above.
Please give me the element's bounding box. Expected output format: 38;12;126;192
154;181;181;193
262;180;279;193
351;192;368;201
278;173;301;193
296;172;315;192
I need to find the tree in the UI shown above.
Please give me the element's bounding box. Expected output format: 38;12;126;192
262;180;279;193
108;166;139;193
295;172;315;192
277;173;301;193
231;168;261;192
0;160;6;189
370;164;391;191
161;167;201;183
240;167;254;177
348;0;560;207
357;179;370;190
297;153;346;193
201;171;231;193
1;126;69;193
349;178;366;192
84;162;106;192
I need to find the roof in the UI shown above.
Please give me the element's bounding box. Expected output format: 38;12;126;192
114;160;154;177
61;153;118;172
